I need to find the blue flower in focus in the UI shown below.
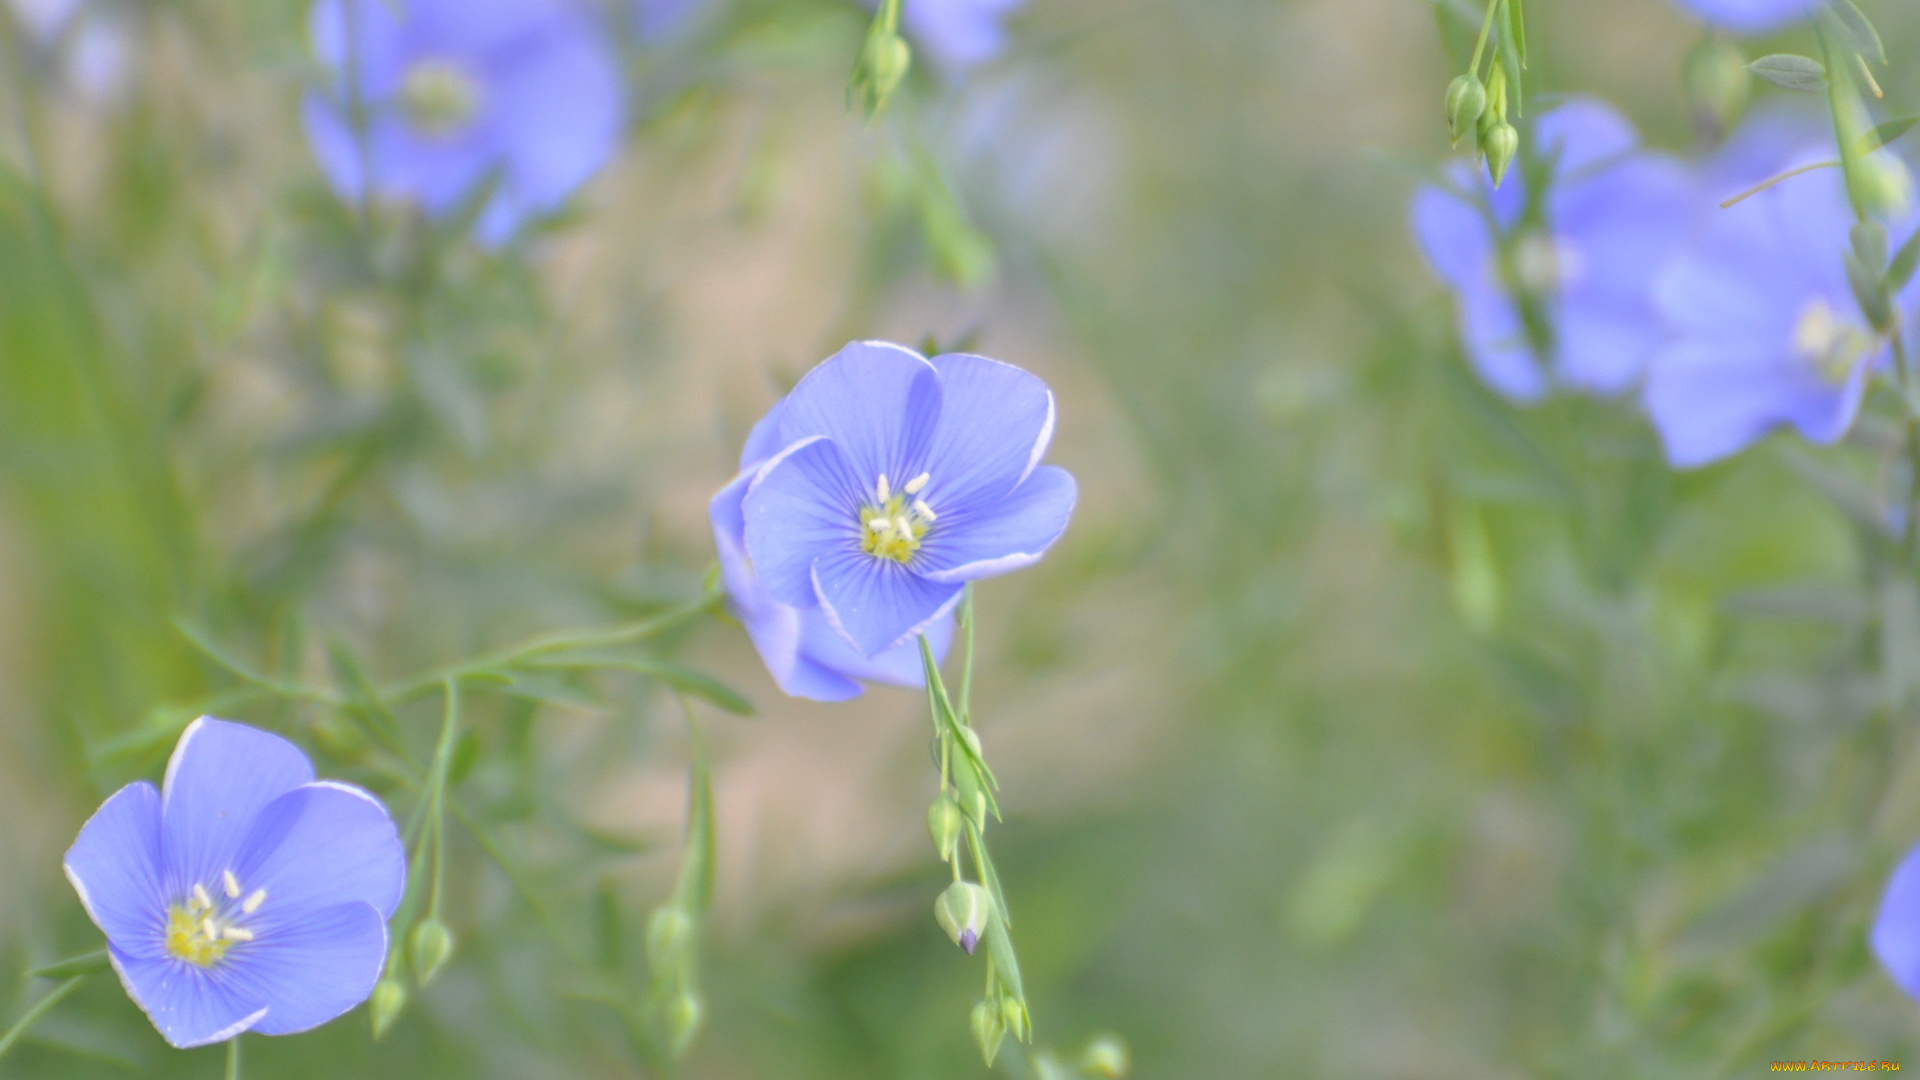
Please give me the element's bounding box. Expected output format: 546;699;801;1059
1643;150;1919;468
1668;0;1821;35
302;0;626;247
733;341;1075;661
892;0;1026;73
713;401;955;701
1875;841;1920;1004
64;718;405;1048
1411;98;1695;403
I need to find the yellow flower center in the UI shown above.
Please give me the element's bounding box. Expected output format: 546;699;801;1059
1793;298;1873;386
164;873;266;969
400;60;481;138
860;472;936;565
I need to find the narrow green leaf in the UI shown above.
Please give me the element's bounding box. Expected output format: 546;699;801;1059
325;636;411;759
1506;0;1526;67
1857;116;1920;156
1889;228;1920;293
1824;0;1885;64
26;949;109;980
528;652;753;716
1748;53;1827;92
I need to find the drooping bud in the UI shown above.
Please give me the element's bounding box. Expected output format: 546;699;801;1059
1079;1034;1132;1078
999;995;1031;1042
409;919;454;986
970;999;1007;1067
1853;152;1917;222
370;976;407;1039
646;906;698;974
1684;36;1749;140
1483;122;1519;188
659;991;704;1059
928;795;965;863
935;881;992;955
1445;75;1486;147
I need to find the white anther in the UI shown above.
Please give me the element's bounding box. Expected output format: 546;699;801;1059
913;499;936;522
192;884;212;910
202;917;218;939
876;475;891;502
904;473;930;496
867;516;890;533
222;926;254;942
222;870;241;899
243;889;267;914
894;517;912;536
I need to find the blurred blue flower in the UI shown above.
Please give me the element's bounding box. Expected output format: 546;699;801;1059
7;0;128;101
888;0;1026;73
735;341;1075;660
634;0;703;42
713;400;955;701
302;0;627;246
1411;99;1695;403
1875;841;1920;1004
1643;148;1918;468
64;718;405;1048
1668;0;1821;35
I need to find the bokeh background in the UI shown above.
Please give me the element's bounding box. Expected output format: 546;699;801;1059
4;0;1920;1077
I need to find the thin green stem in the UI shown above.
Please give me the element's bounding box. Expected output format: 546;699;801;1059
426;676;461;920
958;585;976;722
1718;160;1841;209
1467;0;1505;76
0;975;88;1063
225;1034;242;1080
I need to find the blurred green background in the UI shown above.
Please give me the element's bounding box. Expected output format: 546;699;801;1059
5;0;1920;1077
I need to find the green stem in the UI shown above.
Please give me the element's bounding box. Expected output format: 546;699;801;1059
426;677;461;920
225;1034;242;1080
0;975;88;1063
1467;0;1505;76
958;585;976;721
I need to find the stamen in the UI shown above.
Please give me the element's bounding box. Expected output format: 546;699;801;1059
202;917;218;939
894;517;912;536
904;472;930;495
222;926;254;942
876;474;891;502
192;884;212;910
223;870;241;899
243;889;267;914
913;499;936;521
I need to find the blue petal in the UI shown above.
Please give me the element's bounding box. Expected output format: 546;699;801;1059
776;342;943;494
109;949;267;1049
812;548;964;657
1410;182;1493;290
488;18;624;211
1670;0;1821;34
1458;284;1548;403
64;782;166;960
922;353;1055;514
233;782;406;922
161;719;315;902
740;397;790;470
1876;841;1920;1003
1535;98;1638;177
798;603;952;687
220;902;389;1036
1642;340;1857;467
914;465;1075;584
1555;297;1668;396
742;436;866;609
309;0;406;98
903;0;1025;72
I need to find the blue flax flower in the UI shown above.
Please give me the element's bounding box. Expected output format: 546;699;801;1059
303;0;626;246
1668;0;1821;35
1875;841;1920;1003
1643;149;1919;468
871;0;1026;73
1411;98;1695;403
732;341;1075;663
64;718;405;1048
713;397;955;701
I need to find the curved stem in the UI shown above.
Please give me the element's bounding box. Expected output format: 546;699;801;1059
225;1034;242;1080
0;974;88;1063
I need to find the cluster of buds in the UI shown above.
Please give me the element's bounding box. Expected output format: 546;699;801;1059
645;903;705;1059
1442;0;1527;187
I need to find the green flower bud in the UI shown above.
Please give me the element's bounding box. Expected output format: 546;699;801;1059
370;976;407;1039
999;995;1031;1042
970;999;1006;1067
1853;153;1916;222
646;906;698;974
409;919;454;986
1684;36;1749;139
928;795;965;863
1445;75;1487;147
660;991;704;1059
935;880;992;955
1483;122;1519;188
1079;1034;1132;1078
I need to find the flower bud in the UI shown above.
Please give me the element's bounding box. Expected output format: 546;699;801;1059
935;881;991;954
1079;1034;1132;1078
1853;153;1916;222
1483;122;1519;188
659;990;704;1059
646;906;697;974
970;999;1006;1067
1684;36;1749;140
409;919;454;986
370;976;407;1039
1445;75;1486;146
928;795;964;863
999;995;1031;1042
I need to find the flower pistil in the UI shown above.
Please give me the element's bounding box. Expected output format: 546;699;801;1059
165;872;267;968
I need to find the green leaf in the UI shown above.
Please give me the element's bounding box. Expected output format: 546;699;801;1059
1747;53;1826;92
326;635;411;759
1824;0;1885;64
26;949;109;980
1889;227;1920;293
1856;116;1919;156
1505;0;1526;67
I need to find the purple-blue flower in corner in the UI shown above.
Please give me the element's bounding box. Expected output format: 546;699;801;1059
1411;98;1695;403
1643;143;1919;468
1668;0;1821;35
63;718;405;1048
713;395;955;702
731;341;1074;668
1875;840;1920;1005
302;0;626;246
